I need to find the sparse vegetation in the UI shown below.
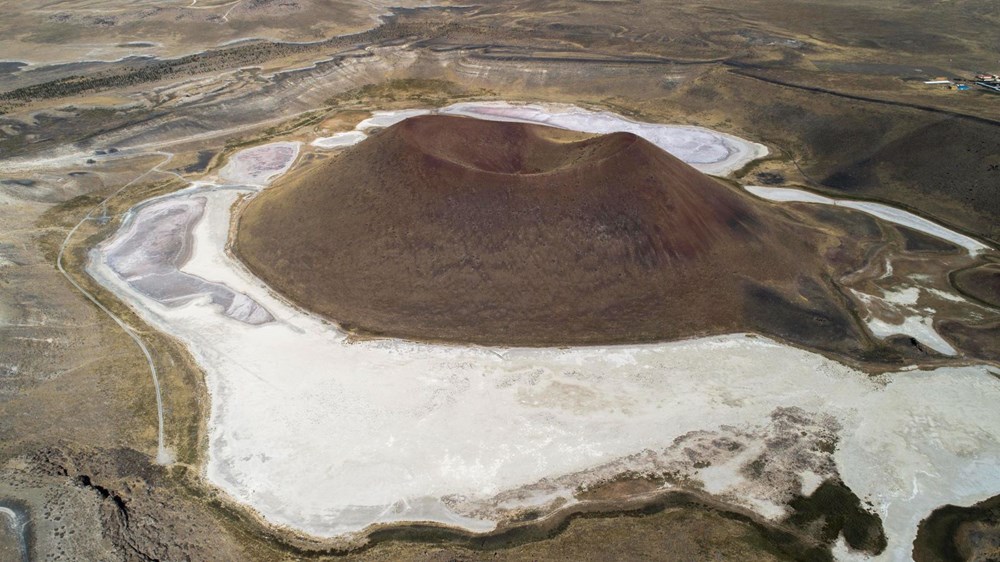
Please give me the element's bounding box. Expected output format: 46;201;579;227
2;0;999;559
327;78;496;108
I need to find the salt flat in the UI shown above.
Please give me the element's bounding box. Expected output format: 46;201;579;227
850;287;958;356
745;185;990;255
86;137;1000;560
104;194;273;324
439;102;769;176
312;102;767;177
310;131;367;149
217;141;300;186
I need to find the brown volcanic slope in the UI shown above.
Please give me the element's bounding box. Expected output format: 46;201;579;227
236;115;860;348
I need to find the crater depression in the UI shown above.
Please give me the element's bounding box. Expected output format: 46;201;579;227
235;114;856;348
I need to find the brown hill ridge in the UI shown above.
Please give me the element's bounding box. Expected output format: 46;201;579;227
236;115;862;348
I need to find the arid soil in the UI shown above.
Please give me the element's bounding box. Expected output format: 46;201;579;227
953;263;1000;308
1;0;999;560
0;0;464;65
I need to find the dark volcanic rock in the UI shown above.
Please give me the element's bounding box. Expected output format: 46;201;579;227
236;114;849;346
915;493;1000;562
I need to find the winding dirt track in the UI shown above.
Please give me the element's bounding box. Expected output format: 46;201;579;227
56;153;172;465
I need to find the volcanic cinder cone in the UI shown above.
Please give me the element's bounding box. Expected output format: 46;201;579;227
236;115;849;346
